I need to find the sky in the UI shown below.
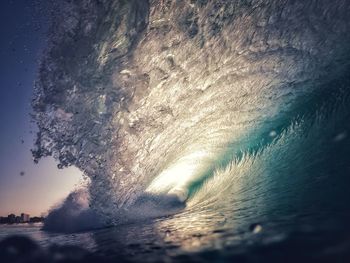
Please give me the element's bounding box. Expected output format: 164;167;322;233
0;0;82;217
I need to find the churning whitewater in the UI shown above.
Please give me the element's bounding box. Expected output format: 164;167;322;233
32;0;350;240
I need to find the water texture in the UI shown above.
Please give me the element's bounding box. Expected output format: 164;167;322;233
28;0;350;261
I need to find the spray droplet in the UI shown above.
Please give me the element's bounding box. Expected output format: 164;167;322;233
333;132;347;142
20;171;25;176
165;229;171;237
269;130;277;137
250;223;262;234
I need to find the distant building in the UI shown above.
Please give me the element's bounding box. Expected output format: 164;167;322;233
0;217;9;224
21;213;30;223
0;214;43;224
8;214;16;224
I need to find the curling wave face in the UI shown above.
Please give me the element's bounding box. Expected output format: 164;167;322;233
32;0;350;237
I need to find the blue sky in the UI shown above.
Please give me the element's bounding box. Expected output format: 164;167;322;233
0;0;82;216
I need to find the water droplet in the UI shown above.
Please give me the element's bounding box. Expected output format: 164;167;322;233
269;130;277;137
165;229;171;237
250;223;262;234
333;132;347;142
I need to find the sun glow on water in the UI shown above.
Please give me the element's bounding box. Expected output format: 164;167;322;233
146;150;211;201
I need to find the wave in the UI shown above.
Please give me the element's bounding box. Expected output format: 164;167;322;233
32;0;350;231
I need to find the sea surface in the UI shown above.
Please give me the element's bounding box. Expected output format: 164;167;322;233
1;203;350;262
0;224;96;250
4;1;350;262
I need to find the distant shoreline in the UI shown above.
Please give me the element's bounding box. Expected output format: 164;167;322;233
0;215;45;225
0;222;44;225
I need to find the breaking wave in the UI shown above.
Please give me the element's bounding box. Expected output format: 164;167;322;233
43;189;103;233
32;0;350;233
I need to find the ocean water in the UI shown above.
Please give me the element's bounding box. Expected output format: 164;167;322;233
1;202;350;262
7;0;350;262
0;224;96;250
